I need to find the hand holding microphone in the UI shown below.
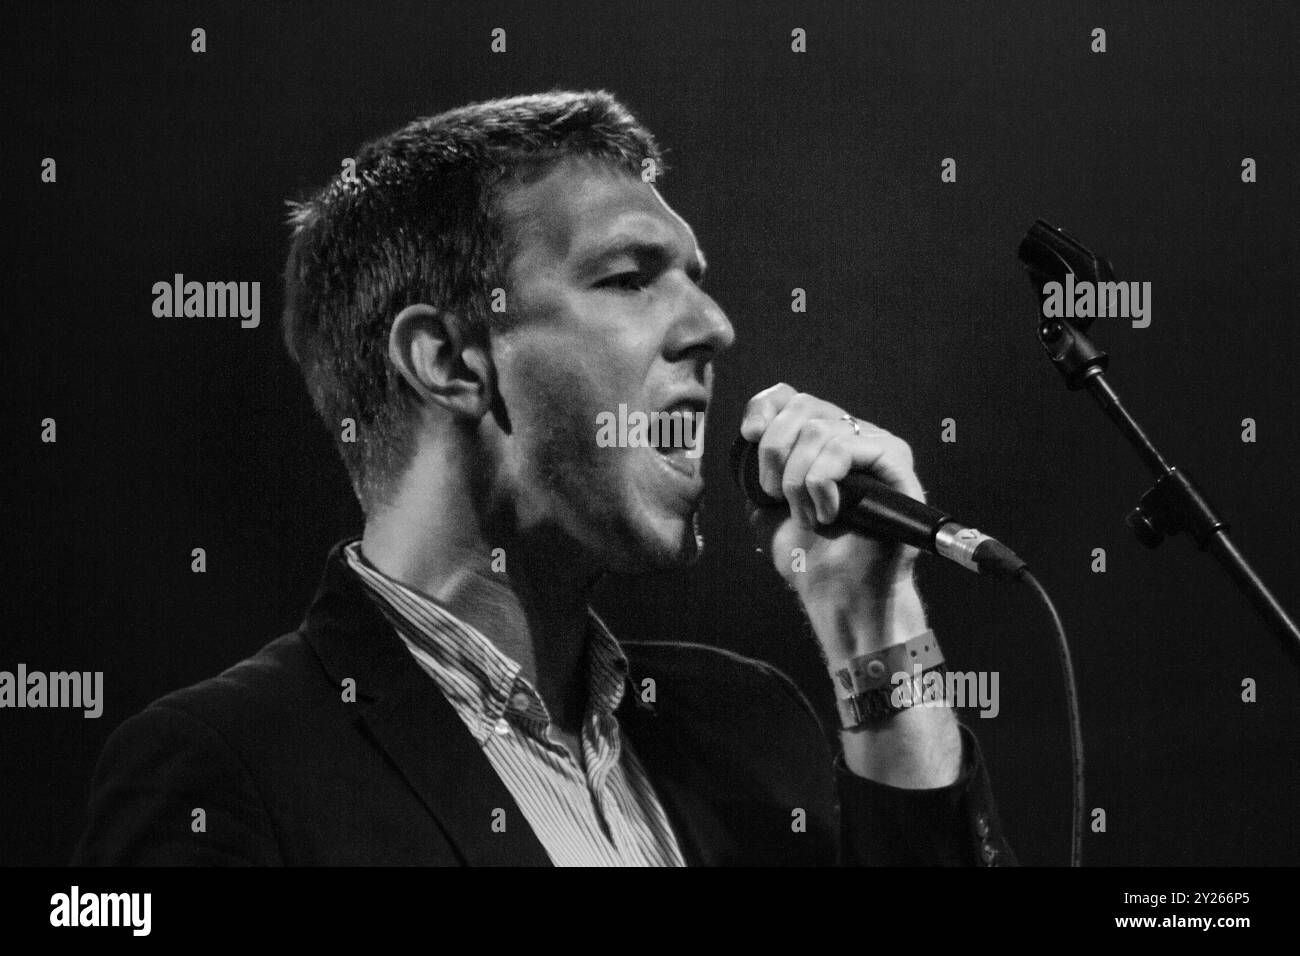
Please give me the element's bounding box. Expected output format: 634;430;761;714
733;383;1037;795
733;384;1025;588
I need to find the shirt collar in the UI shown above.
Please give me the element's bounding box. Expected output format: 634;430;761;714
342;540;629;745
586;609;630;715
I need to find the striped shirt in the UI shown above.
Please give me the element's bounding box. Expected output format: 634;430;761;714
343;541;685;867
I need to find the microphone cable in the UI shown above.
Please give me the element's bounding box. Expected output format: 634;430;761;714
1018;568;1084;867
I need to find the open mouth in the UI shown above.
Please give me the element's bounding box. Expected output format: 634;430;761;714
650;402;706;474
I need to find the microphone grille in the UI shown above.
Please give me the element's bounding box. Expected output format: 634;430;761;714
729;434;782;507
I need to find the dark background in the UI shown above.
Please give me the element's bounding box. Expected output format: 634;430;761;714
6;0;1298;866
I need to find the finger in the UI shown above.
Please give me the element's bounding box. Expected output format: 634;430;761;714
780;417;855;526
804;433;855;524
756;393;847;501
809;429;924;507
739;382;798;442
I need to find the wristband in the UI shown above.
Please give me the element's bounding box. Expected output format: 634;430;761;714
833;630;946;730
833;630;944;695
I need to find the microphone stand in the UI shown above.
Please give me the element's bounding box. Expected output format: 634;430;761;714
1037;312;1300;665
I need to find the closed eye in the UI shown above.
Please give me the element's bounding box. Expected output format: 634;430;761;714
594;272;651;292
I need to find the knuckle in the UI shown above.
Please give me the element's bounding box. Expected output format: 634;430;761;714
803;418;832;441
748;383;796;422
757;383;793;406
804;470;831;491
824;433;854;457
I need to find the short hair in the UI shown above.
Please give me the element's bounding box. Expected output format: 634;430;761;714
281;90;663;515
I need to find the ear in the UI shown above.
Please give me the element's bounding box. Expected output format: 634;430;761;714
387;304;494;421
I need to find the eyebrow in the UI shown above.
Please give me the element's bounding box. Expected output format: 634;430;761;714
580;237;708;284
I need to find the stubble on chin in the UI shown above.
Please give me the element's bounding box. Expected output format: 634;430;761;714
625;504;706;574
517;387;708;574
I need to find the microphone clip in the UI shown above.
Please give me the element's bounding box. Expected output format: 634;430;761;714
1126;467;1228;551
1018;219;1111;390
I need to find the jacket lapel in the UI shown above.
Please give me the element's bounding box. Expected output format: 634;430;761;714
301;539;552;867
616;655;721;867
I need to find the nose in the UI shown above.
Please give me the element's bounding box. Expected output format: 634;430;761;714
663;282;736;364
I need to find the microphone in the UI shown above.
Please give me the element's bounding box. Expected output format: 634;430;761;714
730;434;1027;580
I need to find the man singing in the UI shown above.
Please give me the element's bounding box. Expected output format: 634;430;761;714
75;90;1015;866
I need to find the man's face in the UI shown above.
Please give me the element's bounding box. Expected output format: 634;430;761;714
490;156;735;573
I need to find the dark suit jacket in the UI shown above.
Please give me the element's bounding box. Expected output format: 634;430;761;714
73;540;1016;866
